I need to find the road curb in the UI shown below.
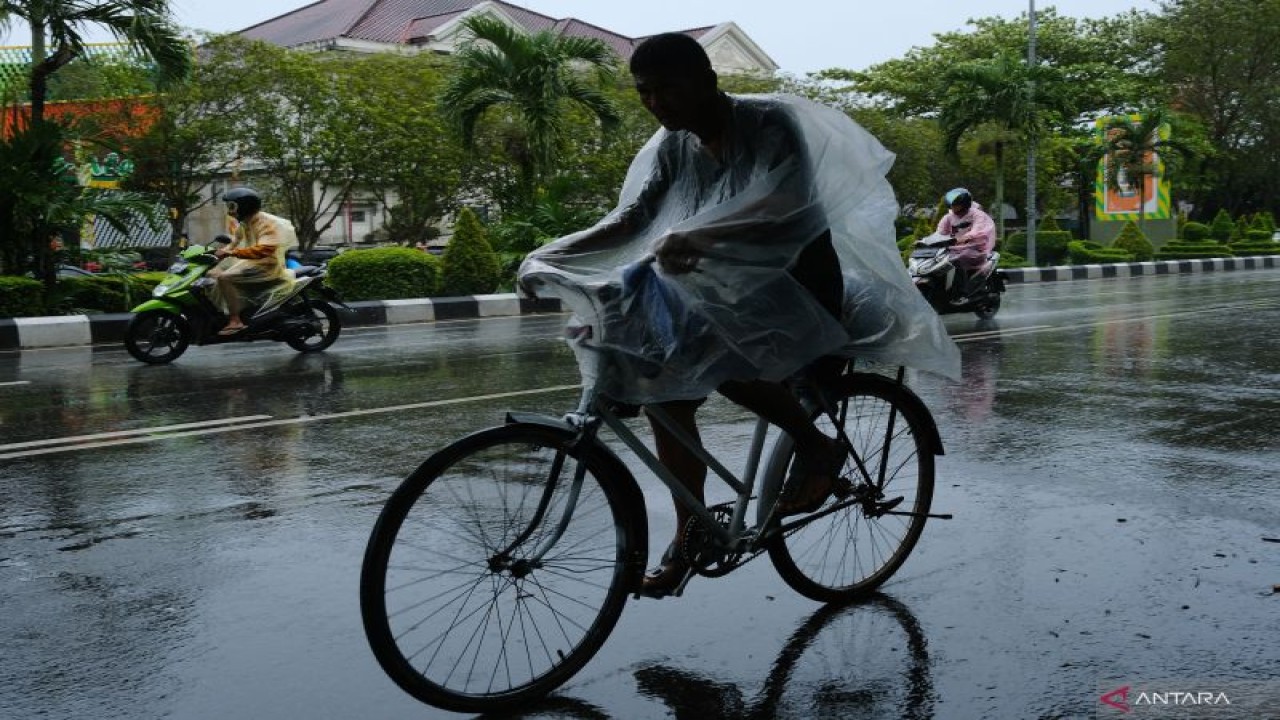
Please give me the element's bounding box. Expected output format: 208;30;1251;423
2;254;1277;350
1002;254;1279;283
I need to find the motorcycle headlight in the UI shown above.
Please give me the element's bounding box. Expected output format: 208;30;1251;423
168;260;188;273
153;284;170;296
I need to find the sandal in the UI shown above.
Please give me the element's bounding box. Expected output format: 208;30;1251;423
217;324;247;336
776;438;849;517
639;559;691;599
638;542;692;599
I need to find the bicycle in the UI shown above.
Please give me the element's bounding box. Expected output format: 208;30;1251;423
359;346;949;714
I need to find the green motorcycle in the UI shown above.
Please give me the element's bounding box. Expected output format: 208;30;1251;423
124;238;348;364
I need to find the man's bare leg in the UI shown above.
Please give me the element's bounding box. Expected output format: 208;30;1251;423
217;277;246;331
718;378;844;514
642;398;705;595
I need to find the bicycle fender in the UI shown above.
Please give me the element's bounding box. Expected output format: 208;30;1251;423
504;412;650;590
847;373;945;456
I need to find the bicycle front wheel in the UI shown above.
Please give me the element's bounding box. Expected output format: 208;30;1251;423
360;424;637;714
768;375;936;602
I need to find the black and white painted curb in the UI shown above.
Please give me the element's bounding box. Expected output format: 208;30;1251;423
1;255;1276;351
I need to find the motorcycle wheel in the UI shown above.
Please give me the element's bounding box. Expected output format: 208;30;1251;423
125;310;191;364
286;301;341;352
974;291;1002;320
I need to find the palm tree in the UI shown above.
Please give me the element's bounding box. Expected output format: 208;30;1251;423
440;15;620;211
1090;108;1193;233
939;52;1074;241
0;0;192;123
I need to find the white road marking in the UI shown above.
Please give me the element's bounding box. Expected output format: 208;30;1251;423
0;380;31;387
0;415;274;452
0;385;581;460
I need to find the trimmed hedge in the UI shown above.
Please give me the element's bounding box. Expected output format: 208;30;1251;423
1182;221;1211;241
1111;221;1155;262
1003;230;1072;266
1067;241;1134;264
326;246;442;301
441;207;502;297
1209;209;1234;242
0;276;45;317
1154;239;1235;260
1228;239;1280;257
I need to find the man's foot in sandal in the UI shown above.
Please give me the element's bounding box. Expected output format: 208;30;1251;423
218;324;247;336
777;437;849;516
639;557;691;598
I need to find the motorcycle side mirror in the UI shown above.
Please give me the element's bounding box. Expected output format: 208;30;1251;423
212;234;233;246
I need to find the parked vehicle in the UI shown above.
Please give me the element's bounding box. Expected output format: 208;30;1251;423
907;232;1006;319
123;237;348;364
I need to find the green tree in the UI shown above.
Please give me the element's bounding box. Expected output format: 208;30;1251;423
939;52;1075;240
440;15;621;214
121;34;250;254
231;41;367;249
1151;0;1280;214
0;0;191;124
441;206;500;296
0;116;160;289
340;52;465;246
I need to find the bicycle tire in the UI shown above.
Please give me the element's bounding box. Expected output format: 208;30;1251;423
767;375;936;602
360;423;638;714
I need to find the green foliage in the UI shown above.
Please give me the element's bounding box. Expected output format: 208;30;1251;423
1249;212;1276;233
1228;239;1280;256
1244;229;1272;242
1208;209;1234;242
0;276;45;317
1232;216;1249;241
1182;221;1211;241
1003;230;1072;266
326;247;441;301
1111;220;1155;261
1067;240;1134;264
1038;215;1061;232
440;15;621;212
1155;239;1234;259
441;207;502;296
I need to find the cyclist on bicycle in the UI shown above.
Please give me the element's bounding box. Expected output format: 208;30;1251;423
519;33;958;597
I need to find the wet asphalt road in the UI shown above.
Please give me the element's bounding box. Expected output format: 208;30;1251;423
2;270;1278;720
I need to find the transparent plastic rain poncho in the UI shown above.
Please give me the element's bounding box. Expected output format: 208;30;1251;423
208;211;299;313
518;94;960;405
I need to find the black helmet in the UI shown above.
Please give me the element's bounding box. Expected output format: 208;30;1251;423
222;187;262;221
944;187;973;209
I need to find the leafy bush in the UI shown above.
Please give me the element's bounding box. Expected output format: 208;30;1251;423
1227;238;1279;257
57;272;166;313
1038;215;1061;232
441;207;501;297
326;247;441;301
0;276;45;317
1067;241;1134;264
1250;212;1276;234
1154;239;1234;260
1245;229;1272;241
1003;230;1072;266
1111;220;1155;261
1182;221;1211;241
1209;209;1234;242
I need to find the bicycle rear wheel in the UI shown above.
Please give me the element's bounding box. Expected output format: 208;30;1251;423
768;375;935;602
360;424;637;714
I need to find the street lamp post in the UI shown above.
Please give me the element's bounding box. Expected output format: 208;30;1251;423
1026;0;1038;265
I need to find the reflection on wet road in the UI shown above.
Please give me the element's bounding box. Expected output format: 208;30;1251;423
2;270;1278;719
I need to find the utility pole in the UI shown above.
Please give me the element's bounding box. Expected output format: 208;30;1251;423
1026;0;1038;265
